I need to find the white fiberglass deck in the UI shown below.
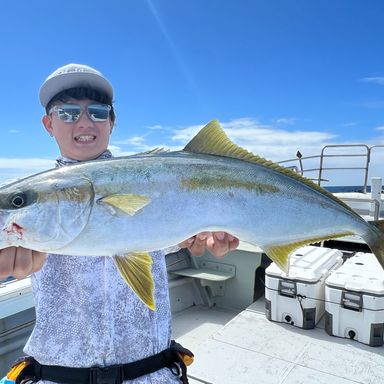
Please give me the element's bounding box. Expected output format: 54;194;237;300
173;300;384;384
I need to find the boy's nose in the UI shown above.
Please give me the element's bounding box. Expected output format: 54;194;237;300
76;109;94;125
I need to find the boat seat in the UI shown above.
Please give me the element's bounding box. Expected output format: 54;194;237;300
171;261;236;297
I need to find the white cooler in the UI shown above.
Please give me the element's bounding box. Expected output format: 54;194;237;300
265;245;343;329
325;252;384;346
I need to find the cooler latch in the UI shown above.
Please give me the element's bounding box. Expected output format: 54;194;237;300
278;280;297;298
341;291;363;312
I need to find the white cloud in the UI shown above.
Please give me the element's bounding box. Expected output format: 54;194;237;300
8;129;19;133
146;124;169;131
113;136;146;146
0;158;53;169
375;126;384;131
274;117;297;125
342;121;360;127
107;145;136;157
110;136;165;153
147;124;162;130
361;100;384;109
126;136;146;146
170;118;337;161
361;77;384;86
170;123;205;143
0;158;54;186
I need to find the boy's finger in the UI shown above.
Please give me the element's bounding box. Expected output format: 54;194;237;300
0;248;16;279
196;232;210;240
32;251;47;273
228;237;240;251
188;240;206;257
209;233;230;258
13;248;33;279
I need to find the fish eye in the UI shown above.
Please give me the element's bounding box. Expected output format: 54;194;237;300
10;193;26;208
5;190;38;210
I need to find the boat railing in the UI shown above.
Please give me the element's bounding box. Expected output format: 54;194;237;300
279;144;384;193
338;196;381;221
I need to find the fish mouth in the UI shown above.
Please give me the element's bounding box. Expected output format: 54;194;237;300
74;135;96;143
1;221;24;246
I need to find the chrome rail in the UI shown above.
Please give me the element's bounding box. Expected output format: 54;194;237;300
279;144;384;192
318;145;370;192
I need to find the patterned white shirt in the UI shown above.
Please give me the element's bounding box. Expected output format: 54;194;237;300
23;250;180;383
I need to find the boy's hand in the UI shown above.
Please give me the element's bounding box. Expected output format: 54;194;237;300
0;247;46;280
179;232;239;258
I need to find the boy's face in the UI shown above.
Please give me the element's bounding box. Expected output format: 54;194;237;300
43;98;113;161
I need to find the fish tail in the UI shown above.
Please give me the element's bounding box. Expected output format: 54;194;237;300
365;220;384;270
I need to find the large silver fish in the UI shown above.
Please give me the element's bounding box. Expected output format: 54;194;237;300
1;120;383;310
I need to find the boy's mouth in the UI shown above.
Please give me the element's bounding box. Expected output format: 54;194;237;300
74;135;96;142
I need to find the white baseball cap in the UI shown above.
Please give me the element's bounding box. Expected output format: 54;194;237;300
39;63;114;107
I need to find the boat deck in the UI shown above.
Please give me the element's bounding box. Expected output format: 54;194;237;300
172;299;384;384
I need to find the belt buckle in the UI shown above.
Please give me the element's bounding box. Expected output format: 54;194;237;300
89;366;122;384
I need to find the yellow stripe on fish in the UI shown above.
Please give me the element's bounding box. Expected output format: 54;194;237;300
181;176;279;194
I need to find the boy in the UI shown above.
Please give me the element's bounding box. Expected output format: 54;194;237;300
0;64;239;383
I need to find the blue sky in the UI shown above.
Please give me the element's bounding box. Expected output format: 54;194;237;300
1;0;384;185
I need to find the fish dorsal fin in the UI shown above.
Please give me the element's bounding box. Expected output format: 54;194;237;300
135;147;170;155
184;119;355;214
184;119;268;165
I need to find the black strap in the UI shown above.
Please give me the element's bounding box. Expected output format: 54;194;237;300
14;346;189;384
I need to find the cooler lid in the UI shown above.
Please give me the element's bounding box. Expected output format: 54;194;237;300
326;252;384;295
266;245;343;283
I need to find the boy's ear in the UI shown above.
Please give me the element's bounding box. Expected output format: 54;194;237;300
42;115;54;136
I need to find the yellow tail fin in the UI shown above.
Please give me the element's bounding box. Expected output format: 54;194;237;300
367;220;384;270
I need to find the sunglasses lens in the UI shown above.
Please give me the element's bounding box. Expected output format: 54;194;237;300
88;104;111;122
51;104;111;123
56;105;81;122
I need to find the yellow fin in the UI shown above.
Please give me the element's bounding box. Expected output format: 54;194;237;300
135;147;170;155
372;219;384;232
264;232;353;273
100;194;150;215
366;220;384;270
113;252;155;311
264;242;309;273
184;120;356;215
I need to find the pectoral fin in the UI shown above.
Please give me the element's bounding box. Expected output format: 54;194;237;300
113;252;155;311
100;194;150;215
